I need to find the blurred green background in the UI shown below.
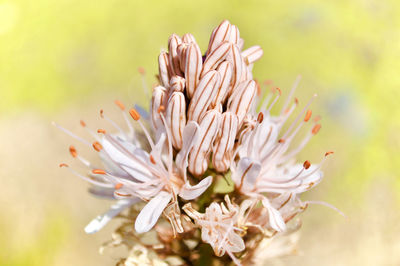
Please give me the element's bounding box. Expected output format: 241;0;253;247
1;0;399;265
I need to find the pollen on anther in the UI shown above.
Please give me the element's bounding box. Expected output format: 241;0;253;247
114;100;125;110
129;108;140;121
303;160;311;169
138;67;146;75
278;138;285;143
80;120;86;127
97;129;106;134
69;145;77;158
257;112;264;123
115;183;123;190
150;155;156;164
325;151;334;157
92;169;106;175
157;106;165;113
294;97;299;105
92;141;103;151
304;110;312;122
100;109;104;118
312;124;321;135
275;87;282;95
59;163;69;168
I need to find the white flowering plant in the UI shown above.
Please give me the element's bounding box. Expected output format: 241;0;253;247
57;20;338;266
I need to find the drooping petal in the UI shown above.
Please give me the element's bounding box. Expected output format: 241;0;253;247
135;191;172;233
85;198;139;234
179;176;213;200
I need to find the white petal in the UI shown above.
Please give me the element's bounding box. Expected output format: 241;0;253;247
135;191;172;233
85;198;139;234
179;176;213;200
261;197;286;232
175;121;200;179
232;157;261;191
102;135;153;182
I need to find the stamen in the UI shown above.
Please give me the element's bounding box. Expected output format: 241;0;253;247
80;120;86;127
312;124;321;135
129;108;140;121
92;141;103;152
281;94;317;140
325;151;334;156
115;183;123;190
158;106;165;113
266;87;282;113
100;109;128;139
303;160;311;169
280;75;301;115
278;138;285;143
59;163;68;167
114;100;125;110
92;169;106;175
257;112;264;123
69;145;77;158
304;110;312;122
97;129;106;134
52;122;91;146
150;155;156;164
130;108;155;149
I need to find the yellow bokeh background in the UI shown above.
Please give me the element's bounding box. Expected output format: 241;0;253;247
1;0;399;265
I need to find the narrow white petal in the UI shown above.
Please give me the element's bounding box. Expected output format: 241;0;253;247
85;199;139;234
261;197;286;232
135;191;172;233
232;157;261;191
179;176;213;200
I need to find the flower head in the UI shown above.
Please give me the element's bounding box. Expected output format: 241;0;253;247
57;19;336;266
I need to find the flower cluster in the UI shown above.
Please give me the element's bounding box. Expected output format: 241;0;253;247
58;20;334;265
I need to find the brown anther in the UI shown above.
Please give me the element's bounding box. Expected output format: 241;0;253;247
92;141;103;152
92;169;106;175
308;182;315;189
157;106;165;113
150;155;156;164
278;138;285;143
80;120;86;127
303;160;311;169
115;183;123;190
114;100;125;110
69;145;77;158
97;129;106;134
59;163;68;168
257;112;264;123
304;110;312;122
100;109;104;118
275;87;282;95
138;67;146;75
325;151;334;157
129;108;140;121
312;124;321;135
294;97;299;105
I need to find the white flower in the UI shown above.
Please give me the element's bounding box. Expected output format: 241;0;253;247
57;19;335;266
183;196;250;266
